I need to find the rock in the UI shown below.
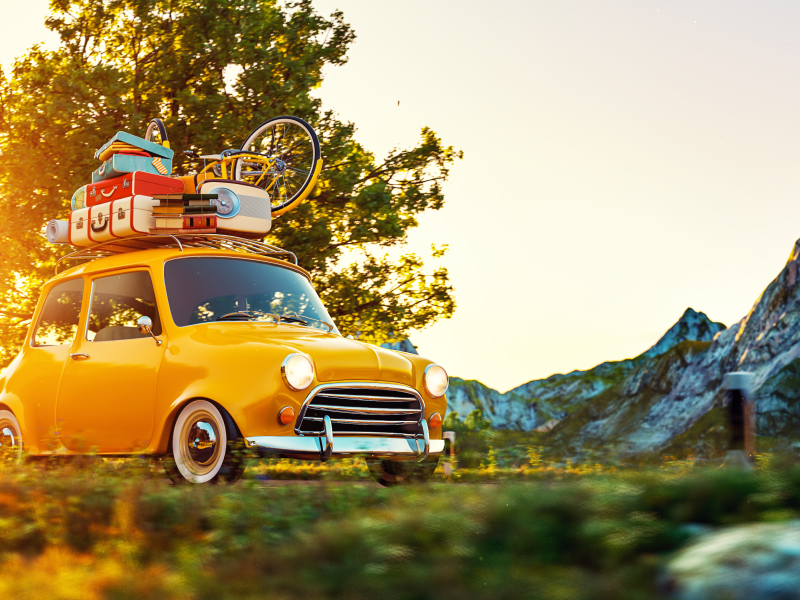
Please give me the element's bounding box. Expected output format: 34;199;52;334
534;419;559;432
663;521;800;600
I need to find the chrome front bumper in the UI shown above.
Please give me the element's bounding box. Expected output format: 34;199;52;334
247;412;442;462
245;435;445;461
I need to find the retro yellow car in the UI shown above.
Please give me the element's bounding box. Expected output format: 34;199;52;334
0;241;448;485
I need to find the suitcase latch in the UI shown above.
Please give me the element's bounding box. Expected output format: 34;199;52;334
117;207;126;220
123;179;130;189
76;217;84;229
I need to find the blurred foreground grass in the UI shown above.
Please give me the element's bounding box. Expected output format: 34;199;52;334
1;453;799;599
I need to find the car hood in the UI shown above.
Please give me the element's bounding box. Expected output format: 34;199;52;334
189;323;416;386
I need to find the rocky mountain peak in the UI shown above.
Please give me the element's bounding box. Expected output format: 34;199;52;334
641;308;726;359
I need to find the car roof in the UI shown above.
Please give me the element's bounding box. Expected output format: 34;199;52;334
50;247;312;285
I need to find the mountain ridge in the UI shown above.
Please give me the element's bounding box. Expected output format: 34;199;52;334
447;238;800;455
447;308;725;432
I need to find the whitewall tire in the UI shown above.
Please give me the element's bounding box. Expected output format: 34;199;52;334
171;400;229;484
0;410;23;464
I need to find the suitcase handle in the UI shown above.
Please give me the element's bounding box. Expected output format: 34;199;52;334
100;186;117;198
91;211;108;232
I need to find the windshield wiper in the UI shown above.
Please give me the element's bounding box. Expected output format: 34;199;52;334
280;313;334;333
216;310;280;323
216;310;333;333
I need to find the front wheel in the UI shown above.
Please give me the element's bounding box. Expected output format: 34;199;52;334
0;410;22;464
365;455;439;487
164;400;245;484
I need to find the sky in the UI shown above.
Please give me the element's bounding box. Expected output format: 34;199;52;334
3;1;800;392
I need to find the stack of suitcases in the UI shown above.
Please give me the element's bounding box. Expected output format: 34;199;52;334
52;127;222;247
45;120;273;248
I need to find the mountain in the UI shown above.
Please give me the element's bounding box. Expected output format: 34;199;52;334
447;238;800;455
447;308;725;437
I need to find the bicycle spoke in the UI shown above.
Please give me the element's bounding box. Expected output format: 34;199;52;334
285;165;311;176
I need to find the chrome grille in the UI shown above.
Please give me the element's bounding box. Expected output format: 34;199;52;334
296;385;424;437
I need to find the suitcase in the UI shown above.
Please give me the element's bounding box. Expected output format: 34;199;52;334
88;204;116;243
87;172;184;207
109;196;160;238
196;180;271;238
91;153;174;183
68;207;92;247
95;131;174;162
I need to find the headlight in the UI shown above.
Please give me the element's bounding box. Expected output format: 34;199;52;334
424;364;449;398
281;353;314;391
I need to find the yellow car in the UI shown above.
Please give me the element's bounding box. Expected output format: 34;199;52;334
0;241;448;486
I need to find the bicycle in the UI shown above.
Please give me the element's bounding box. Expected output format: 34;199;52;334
145;116;322;218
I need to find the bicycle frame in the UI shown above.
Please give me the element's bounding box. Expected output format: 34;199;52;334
197;151;280;192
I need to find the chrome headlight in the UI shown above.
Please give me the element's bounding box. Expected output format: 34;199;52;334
281;353;314;391
424;364;449;398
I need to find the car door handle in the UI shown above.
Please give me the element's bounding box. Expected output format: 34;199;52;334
70;353;90;360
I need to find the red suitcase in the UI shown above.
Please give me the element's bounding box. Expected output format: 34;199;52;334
86;172;184;207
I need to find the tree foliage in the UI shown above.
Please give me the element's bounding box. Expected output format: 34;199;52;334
0;0;460;366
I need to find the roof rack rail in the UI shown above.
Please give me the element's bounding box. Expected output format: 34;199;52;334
55;234;298;274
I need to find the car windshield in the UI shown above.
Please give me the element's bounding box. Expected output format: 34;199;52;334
163;257;338;334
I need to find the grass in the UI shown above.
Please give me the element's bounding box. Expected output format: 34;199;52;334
1;452;799;599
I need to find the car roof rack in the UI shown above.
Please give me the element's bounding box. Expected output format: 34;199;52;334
55;234;298;274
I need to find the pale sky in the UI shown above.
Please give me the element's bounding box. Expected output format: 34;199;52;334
3;1;800;392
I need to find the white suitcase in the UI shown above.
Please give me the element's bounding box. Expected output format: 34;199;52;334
68;207;92;247
109;196;159;238
88;204;115;243
197;180;271;238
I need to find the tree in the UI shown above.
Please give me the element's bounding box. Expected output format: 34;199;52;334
0;0;460;366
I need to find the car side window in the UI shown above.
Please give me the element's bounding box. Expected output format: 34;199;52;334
86;271;162;342
32;278;84;346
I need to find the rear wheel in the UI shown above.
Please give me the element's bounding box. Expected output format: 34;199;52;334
366;455;439;487
235;116;322;216
164;400;245;484
0;410;22;464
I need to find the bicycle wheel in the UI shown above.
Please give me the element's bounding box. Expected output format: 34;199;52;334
144;117;170;149
235;116;322;216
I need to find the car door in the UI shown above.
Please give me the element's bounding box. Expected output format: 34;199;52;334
56;270;166;452
13;277;85;453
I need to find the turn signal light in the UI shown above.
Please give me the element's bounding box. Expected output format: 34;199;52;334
278;406;295;425
429;413;443;429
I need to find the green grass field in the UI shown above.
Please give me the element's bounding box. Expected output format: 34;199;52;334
1;452;798;600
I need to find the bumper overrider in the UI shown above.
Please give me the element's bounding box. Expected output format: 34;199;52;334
245;382;445;461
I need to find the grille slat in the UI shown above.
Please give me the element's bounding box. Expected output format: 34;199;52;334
312;404;421;415
297;385;423;437
316;392;420;402
303;416;420;426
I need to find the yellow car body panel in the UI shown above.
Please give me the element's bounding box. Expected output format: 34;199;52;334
0;248;447;457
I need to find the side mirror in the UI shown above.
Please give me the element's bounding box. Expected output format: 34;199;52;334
137;316;162;346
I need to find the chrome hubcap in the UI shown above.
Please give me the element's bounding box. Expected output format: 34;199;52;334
180;412;221;475
0;426;16;449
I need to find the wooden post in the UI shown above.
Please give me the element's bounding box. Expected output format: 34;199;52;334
443;431;456;480
723;372;755;465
